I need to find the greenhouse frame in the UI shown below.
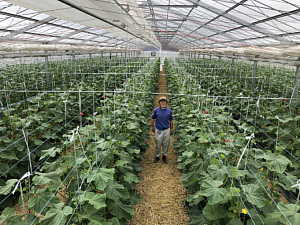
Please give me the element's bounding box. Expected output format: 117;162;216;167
0;1;300;225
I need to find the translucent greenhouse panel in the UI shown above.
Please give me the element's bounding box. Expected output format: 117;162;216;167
0;30;9;36
202;0;236;11
28;24;74;36
233;5;279;20
58;39;84;44
51;19;86;30
258;22;289;35
9;0;159;47
191;27;217;37
70;32;97;40
286;34;300;42
245;38;281;46
0;17;28;29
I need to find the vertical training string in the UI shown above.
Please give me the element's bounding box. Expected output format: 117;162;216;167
22;128;33;174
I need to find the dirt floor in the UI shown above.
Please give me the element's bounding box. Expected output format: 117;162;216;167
129;67;189;225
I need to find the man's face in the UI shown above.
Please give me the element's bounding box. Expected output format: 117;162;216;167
159;100;167;108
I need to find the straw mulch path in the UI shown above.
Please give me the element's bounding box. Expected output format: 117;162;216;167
129;66;189;225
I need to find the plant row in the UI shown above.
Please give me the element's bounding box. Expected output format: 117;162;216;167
0;58;160;225
165;59;299;225
177;58;295;99
0;56;147;106
176;58;300;170
0;58;151;213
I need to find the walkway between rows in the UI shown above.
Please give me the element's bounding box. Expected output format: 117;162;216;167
129;66;189;225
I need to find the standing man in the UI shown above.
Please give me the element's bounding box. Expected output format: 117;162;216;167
151;96;173;163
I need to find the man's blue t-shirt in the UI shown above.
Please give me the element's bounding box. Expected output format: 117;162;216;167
152;107;173;130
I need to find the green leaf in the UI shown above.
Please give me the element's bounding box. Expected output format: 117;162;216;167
228;218;243;225
87;216;120;225
28;193;52;212
0;179;18;195
197;136;210;144
88;220;112;225
34;139;44;146
256;153;291;173
190;213;208;225
109;217;121;225
75;157;87;166
227;167;248;178
87;168;115;190
203;204;227;220
201;178;223;189
242;184;268;208
201;187;227;205
120;140;130;147
266;155;291;174
124;172;139;184
32;175;52;186
109;201;134;220
106;182;126;201
40;147;62;160
115;160;129;168
127;122;138;130
0;152;18;160
78;192;106;210
182;151;194;158
226;187;240;199
41;203;73;225
278;174;298;191
187;192;205;206
208;148;230;157
265;203;300;225
0;207;15;223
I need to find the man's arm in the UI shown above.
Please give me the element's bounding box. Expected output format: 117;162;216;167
169;110;174;131
170;120;174;130
151;109;157;133
152;119;156;132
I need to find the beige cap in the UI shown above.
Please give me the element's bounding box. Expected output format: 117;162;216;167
158;96;168;103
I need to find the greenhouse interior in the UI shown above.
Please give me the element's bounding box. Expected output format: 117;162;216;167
0;0;300;225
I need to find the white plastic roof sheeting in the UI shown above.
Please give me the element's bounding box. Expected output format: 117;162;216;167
138;0;300;50
3;0;160;49
0;0;300;52
9;0;159;45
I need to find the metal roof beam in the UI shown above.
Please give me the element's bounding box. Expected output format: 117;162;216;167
139;4;196;8
147;18;186;22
